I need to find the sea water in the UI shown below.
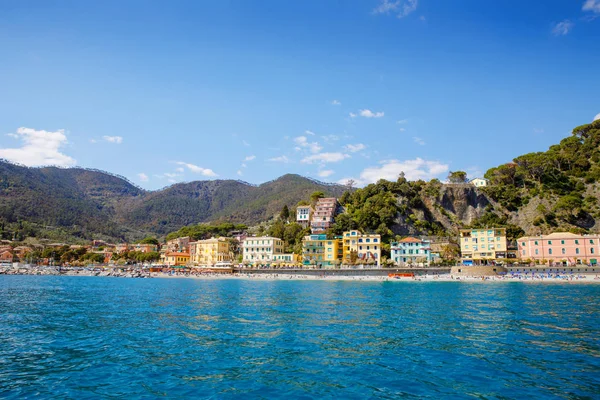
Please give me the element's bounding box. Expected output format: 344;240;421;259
0;276;599;398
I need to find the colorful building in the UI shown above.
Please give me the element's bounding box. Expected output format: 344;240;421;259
391;237;434;266
302;234;343;267
166;236;190;252
296;205;312;228
311;198;340;233
342;230;382;266
242;236;293;265
164;252;190;266
132;243;159;253
0;250;14;266
460;228;507;265
517;232;600;266
189;237;233;266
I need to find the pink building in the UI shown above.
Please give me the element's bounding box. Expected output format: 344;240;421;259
517;232;600;266
310;198;340;233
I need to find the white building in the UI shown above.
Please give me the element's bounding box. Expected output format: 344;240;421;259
296;205;312;228
242;236;290;265
470;178;489;188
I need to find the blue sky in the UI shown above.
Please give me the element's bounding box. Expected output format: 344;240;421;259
0;0;599;189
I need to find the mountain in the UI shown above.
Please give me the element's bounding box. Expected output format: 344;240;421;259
0;163;346;241
1;119;598;244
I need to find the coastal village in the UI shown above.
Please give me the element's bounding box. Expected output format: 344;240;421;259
2;178;600;274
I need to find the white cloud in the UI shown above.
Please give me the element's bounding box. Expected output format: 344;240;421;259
344;143;367;153
89;138;97;143
373;0;418;18
6;133;18;139
242;140;250;147
103;135;123;144
413;136;426;145
163;172;180;178
552;20;573;36
294;136;322;153
397;119;408;124
301;152;350;164
358;109;384;118
268;155;289;163
0;127;76;167
343;158;449;186
331;100;341;105
176;167;184;172
305;130;316;136
349;112;357;118
174;161;218;177
399;128;406;132
583;0;600;13
137;173;149;182
594;113;600;121
244;155;256;161
318;169;335;178
237;170;243;176
241;163;247;168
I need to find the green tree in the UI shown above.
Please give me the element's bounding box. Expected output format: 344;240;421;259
448;171;468;183
139;236;159;245
280;205;290;221
310;191;325;204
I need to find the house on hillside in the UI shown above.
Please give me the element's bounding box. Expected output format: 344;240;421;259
310;198;340;234
296;205;312;228
470;178;489;187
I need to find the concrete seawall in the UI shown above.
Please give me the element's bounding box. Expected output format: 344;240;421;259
233;267;452;277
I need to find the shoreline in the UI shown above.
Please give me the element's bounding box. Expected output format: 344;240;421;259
2;266;600;283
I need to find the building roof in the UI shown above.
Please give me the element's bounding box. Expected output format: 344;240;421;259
398;237;423;243
166;252;190;257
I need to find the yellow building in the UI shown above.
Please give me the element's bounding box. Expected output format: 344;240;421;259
164;252;190;266
302;234;342;267
189;237;233;266
460;228;507;265
342;230;382;266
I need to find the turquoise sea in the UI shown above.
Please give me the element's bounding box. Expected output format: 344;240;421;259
0;276;599;399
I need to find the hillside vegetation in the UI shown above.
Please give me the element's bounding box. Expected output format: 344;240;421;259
1;120;598;244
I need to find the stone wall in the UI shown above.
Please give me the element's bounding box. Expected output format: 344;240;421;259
450;265;507;276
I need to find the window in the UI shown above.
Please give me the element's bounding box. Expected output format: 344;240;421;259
522;250;525;255
576;248;580;254
548;241;552;245
590;240;594;244
575;240;579;245
549;249;553;255
374;239;378;243
535;241;538;245
465;245;469;249
562;248;566;254
592;248;595;254
561;240;565;245
535;249;539;255
366;239;371;243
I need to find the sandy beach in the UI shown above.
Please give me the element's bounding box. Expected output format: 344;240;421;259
3;265;600;283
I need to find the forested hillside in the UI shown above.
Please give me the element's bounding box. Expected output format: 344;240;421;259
0;164;346;242
1;120;598;244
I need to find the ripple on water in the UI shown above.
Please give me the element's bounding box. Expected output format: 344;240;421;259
0;276;599;399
